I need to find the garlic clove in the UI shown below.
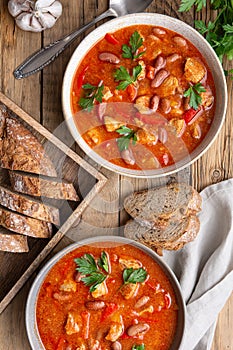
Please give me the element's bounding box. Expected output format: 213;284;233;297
31;15;45;32
42;2;63;17
36;0;56;8
8;0;31;17
38;13;56;29
15;13;33;31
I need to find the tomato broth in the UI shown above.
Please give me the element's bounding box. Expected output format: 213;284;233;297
36;243;179;350
71;25;215;170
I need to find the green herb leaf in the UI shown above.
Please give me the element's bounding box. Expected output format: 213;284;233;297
183;82;206;110
74;252;108;292
122;31;145;60
123;267;147;285
98;251;109;273
114;65;142;90
116;126;137;151
179;0;206;12
79;82;104;111
132;345;145;350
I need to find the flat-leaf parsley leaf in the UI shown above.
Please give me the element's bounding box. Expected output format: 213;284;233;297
122;31;145;60
116;125;137;152
123;267;147;285
113;65;142;90
79;81;104;111
183;82;206;110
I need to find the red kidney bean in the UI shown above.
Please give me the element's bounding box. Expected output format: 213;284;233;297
153;27;166;36
151;69;169;88
121;149;135;166
160;98;171;114
167;53;181;63
150;95;160;112
111;341;122;350
85;301;105;310
158;127;168;144
127;323;150;337
154;56;166;74
99;52;120;64
173;36;187;47
134;296;150;308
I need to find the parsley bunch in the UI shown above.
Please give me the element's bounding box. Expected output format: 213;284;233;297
179;0;233;77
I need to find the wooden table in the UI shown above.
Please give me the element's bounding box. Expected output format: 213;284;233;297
0;0;232;348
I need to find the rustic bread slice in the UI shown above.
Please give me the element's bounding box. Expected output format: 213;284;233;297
0;227;29;253
0;185;60;225
0;106;57;176
9;171;79;201
124;215;200;251
124;183;202;228
0;206;52;238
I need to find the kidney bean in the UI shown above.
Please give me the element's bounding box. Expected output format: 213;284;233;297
121;149;135;166
158;127;168;144
127;323;150;337
111;341;122;350
96;103;106;123
150;95;160;112
153;27;166;36
151;69;169;88
160;98;171;114
173;36;187;47
154;56;166;74
99;52;120;64
135;296;150;308
166;53;181;63
85;301;105;310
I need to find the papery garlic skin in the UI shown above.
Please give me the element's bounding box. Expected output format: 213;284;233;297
8;0;62;32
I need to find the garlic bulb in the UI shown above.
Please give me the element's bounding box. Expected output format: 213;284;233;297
8;0;62;32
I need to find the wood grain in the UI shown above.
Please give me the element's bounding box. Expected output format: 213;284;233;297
0;0;232;349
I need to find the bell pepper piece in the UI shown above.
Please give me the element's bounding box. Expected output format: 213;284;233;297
105;33;120;45
127;84;138;102
100;302;118;322
183;108;198;124
74;65;89;96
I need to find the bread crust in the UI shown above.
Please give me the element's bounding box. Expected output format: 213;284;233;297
0;228;29;253
0;185;60;225
9;171;79;201
0;107;57;177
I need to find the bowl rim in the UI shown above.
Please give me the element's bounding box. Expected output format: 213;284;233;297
26;235;186;350
62;13;227;178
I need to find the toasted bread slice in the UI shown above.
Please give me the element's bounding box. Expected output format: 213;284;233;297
0;106;56;176
0;185;60;225
0;227;29;253
124;183;201;228
124;215;200;251
0;206;52;238
9;171;79;201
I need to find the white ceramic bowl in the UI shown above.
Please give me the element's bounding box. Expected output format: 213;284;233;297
26;236;186;350
62;13;227;178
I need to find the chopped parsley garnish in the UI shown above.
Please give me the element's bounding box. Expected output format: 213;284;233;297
183;82;206;110
116;125;137;152
123;267;147;285
122;31;145;60
132;345;145;350
79;82;104;111
74;251;109;292
113;65;142;90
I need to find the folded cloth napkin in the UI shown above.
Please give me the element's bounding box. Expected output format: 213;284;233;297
163;179;233;350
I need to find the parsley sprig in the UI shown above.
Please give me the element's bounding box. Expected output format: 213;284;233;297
122;31;145;60
132;345;145;350
114;65;142;90
123;267;147;285
116;125;137;152
79;82;104;111
179;0;233;76
183;82;206;110
74;252;109;292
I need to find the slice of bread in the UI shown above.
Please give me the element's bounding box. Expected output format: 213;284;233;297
0;227;29;253
0;107;57;176
0;185;60;225
124;183;202;228
124;215;200;251
9;171;79;201
0;206;52;238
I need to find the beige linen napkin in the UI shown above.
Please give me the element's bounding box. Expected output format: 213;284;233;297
163;179;233;350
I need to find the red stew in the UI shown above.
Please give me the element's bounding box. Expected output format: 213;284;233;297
71;25;215;170
36;243;178;350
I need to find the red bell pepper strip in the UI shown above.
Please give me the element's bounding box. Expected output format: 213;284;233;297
127;84;138;102
100;302;118;322
81;310;90;339
183;108;198;124
74;65;89;96
105;33;120;45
